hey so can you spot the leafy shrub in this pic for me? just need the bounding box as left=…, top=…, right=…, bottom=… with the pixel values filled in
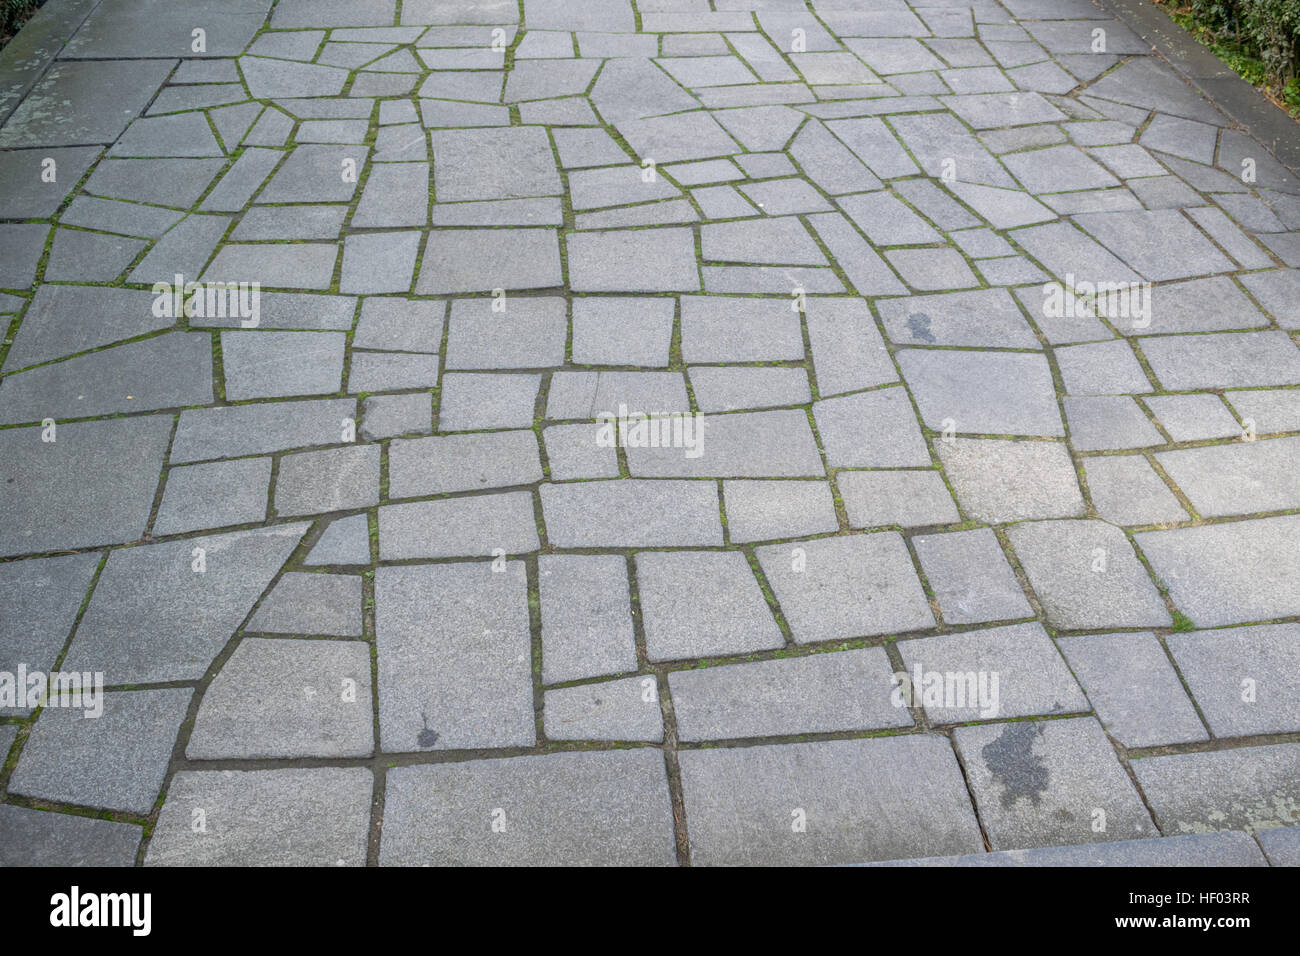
left=1184, top=0, right=1300, bottom=83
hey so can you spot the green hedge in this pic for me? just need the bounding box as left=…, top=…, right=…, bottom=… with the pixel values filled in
left=2, top=0, right=46, bottom=47
left=1185, top=0, right=1300, bottom=83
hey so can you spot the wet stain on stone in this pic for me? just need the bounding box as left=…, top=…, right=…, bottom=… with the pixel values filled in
left=982, top=721, right=1049, bottom=809
left=907, top=311, right=935, bottom=343
left=417, top=709, right=439, bottom=748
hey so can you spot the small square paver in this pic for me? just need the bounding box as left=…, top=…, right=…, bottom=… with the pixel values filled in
left=912, top=528, right=1034, bottom=625
left=1143, top=394, right=1241, bottom=442
left=339, top=231, right=421, bottom=294
left=955, top=716, right=1156, bottom=849
left=543, top=423, right=619, bottom=479
left=635, top=551, right=783, bottom=661
left=155, top=458, right=271, bottom=535
left=1082, top=454, right=1189, bottom=526
left=1057, top=632, right=1208, bottom=748
left=187, top=637, right=374, bottom=758
left=1056, top=339, right=1153, bottom=395
left=361, top=392, right=433, bottom=440
left=571, top=297, right=674, bottom=366
left=813, top=388, right=932, bottom=467
left=445, top=296, right=566, bottom=369
left=756, top=533, right=934, bottom=643
left=274, top=445, right=380, bottom=516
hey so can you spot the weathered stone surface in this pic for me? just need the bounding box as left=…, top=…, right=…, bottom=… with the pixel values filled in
left=1167, top=624, right=1300, bottom=737
left=381, top=750, right=676, bottom=866
left=375, top=562, right=534, bottom=751
left=679, top=737, right=984, bottom=865
left=0, top=806, right=141, bottom=867
left=1133, top=744, right=1300, bottom=834
left=539, top=554, right=637, bottom=684
left=146, top=768, right=372, bottom=866
left=543, top=677, right=664, bottom=742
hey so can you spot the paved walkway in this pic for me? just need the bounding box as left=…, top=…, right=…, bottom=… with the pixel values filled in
left=1, top=0, right=1299, bottom=867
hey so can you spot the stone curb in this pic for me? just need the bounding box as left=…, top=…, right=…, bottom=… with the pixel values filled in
left=0, top=0, right=102, bottom=128
left=1097, top=0, right=1300, bottom=175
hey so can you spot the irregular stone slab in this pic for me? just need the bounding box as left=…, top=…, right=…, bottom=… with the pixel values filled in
left=247, top=573, right=362, bottom=637
left=672, top=647, right=909, bottom=741
left=1007, top=519, right=1170, bottom=628
left=382, top=750, right=674, bottom=865
left=438, top=372, right=539, bottom=430
left=839, top=470, right=958, bottom=529
left=0, top=147, right=101, bottom=217
left=0, top=803, right=141, bottom=866
left=1157, top=437, right=1300, bottom=518
left=154, top=458, right=271, bottom=536
left=937, top=439, right=1085, bottom=524
left=680, top=737, right=983, bottom=865
left=0, top=415, right=171, bottom=557
left=890, top=112, right=1016, bottom=187
left=1074, top=209, right=1234, bottom=281
left=375, top=562, right=534, bottom=751
left=1141, top=331, right=1300, bottom=391
left=1133, top=744, right=1300, bottom=835
left=572, top=297, right=674, bottom=366
left=257, top=145, right=368, bottom=203
left=544, top=423, right=618, bottom=479
left=42, top=228, right=143, bottom=283
left=239, top=56, right=348, bottom=98
left=878, top=289, right=1039, bottom=349
left=1136, top=516, right=1300, bottom=627
left=722, top=480, right=838, bottom=544
left=541, top=480, right=722, bottom=547
left=339, top=231, right=420, bottom=294
left=1083, top=455, right=1189, bottom=527
left=431, top=127, right=560, bottom=201
left=900, top=349, right=1063, bottom=437
left=417, top=228, right=561, bottom=293
left=379, top=492, right=538, bottom=559
left=0, top=332, right=212, bottom=425
left=804, top=296, right=897, bottom=394
left=544, top=677, right=663, bottom=742
left=274, top=445, right=379, bottom=517
left=304, top=514, right=371, bottom=566
left=636, top=551, right=783, bottom=661
left=568, top=227, right=700, bottom=292
left=757, top=533, right=934, bottom=643
left=1086, top=58, right=1226, bottom=125
left=1257, top=826, right=1300, bottom=866
left=444, top=296, right=565, bottom=369
left=221, top=331, right=345, bottom=400
left=813, top=388, right=931, bottom=467
left=0, top=222, right=46, bottom=289
left=701, top=217, right=826, bottom=265
left=10, top=689, right=191, bottom=814
left=63, top=524, right=307, bottom=684
left=188, top=638, right=373, bottom=759
left=955, top=717, right=1155, bottom=850
left=592, top=58, right=701, bottom=123
left=912, top=528, right=1033, bottom=625
left=679, top=295, right=803, bottom=362
left=869, top=830, right=1266, bottom=867
left=109, top=112, right=224, bottom=157
left=0, top=59, right=175, bottom=147
left=539, top=554, right=637, bottom=684
left=146, top=768, right=372, bottom=866
left=626, top=409, right=823, bottom=478
left=690, top=366, right=810, bottom=412
left=0, top=553, right=102, bottom=716
left=389, top=431, right=541, bottom=498
left=171, top=399, right=357, bottom=463
left=64, top=0, right=269, bottom=58
left=1167, top=624, right=1300, bottom=737
left=899, top=622, right=1087, bottom=723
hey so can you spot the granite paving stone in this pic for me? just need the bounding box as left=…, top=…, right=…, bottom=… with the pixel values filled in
left=187, top=637, right=373, bottom=758
left=954, top=717, right=1156, bottom=850
left=10, top=689, right=193, bottom=815
left=7, top=0, right=1300, bottom=868
left=146, top=768, right=372, bottom=866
